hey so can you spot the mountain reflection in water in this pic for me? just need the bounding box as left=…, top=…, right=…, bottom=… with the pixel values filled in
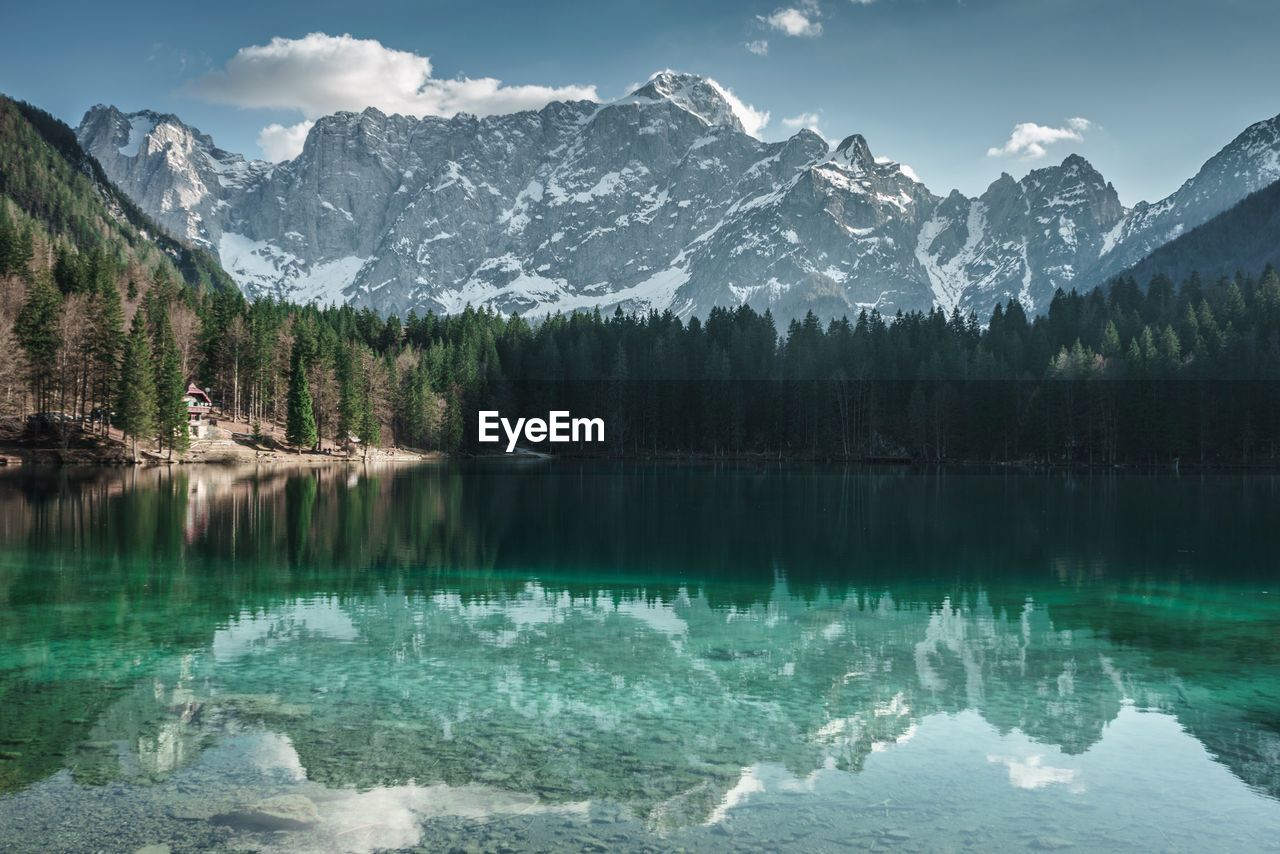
left=0, top=463, right=1277, bottom=852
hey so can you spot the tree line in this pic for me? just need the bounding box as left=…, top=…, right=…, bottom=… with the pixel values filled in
left=5, top=187, right=1280, bottom=465
left=5, top=90, right=1279, bottom=465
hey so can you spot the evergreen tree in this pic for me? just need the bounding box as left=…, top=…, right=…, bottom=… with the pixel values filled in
left=285, top=338, right=318, bottom=452
left=0, top=203, right=16, bottom=275
left=336, top=341, right=360, bottom=444
left=357, top=387, right=380, bottom=460
left=1101, top=320, right=1121, bottom=358
left=15, top=270, right=61, bottom=415
left=117, top=312, right=157, bottom=460
left=442, top=385, right=465, bottom=452
left=153, top=311, right=190, bottom=458
left=396, top=355, right=428, bottom=449
left=88, top=263, right=125, bottom=431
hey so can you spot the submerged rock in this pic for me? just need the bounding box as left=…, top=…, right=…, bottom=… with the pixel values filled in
left=214, top=794, right=320, bottom=831
left=210, top=693, right=312, bottom=719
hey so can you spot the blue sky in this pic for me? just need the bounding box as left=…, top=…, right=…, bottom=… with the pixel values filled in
left=3, top=0, right=1277, bottom=205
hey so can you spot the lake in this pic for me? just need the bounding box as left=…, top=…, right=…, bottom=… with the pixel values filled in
left=0, top=463, right=1278, bottom=852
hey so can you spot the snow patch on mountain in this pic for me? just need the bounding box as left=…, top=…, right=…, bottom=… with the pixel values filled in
left=119, top=115, right=156, bottom=157
left=916, top=202, right=987, bottom=313
left=630, top=70, right=768, bottom=138
left=219, top=233, right=365, bottom=305
left=76, top=87, right=1280, bottom=323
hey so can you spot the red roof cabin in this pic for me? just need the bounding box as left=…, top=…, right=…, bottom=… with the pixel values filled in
left=184, top=384, right=212, bottom=418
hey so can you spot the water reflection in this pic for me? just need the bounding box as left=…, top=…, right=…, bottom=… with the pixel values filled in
left=0, top=464, right=1278, bottom=851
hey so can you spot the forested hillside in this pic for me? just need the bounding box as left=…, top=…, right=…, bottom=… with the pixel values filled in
left=0, top=97, right=233, bottom=293
left=0, top=95, right=232, bottom=451
left=2, top=94, right=1279, bottom=466
left=1121, top=179, right=1280, bottom=287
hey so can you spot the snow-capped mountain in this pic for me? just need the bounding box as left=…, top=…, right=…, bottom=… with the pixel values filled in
left=76, top=106, right=273, bottom=251
left=1092, top=114, right=1280, bottom=280
left=916, top=155, right=1125, bottom=315
left=77, top=72, right=1280, bottom=322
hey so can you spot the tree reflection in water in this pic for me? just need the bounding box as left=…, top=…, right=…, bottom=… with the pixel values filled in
left=0, top=463, right=1277, bottom=851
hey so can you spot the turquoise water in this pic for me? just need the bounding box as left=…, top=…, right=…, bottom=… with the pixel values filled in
left=0, top=463, right=1278, bottom=852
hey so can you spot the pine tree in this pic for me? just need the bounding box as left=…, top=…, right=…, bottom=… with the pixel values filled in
left=1101, top=320, right=1121, bottom=358
left=357, top=388, right=380, bottom=460
left=1158, top=324, right=1182, bottom=372
left=396, top=355, right=427, bottom=449
left=117, top=312, right=157, bottom=460
left=442, top=385, right=465, bottom=452
left=285, top=338, right=318, bottom=452
left=355, top=350, right=382, bottom=459
left=15, top=270, right=61, bottom=415
left=336, top=342, right=360, bottom=444
left=0, top=203, right=15, bottom=276
left=153, top=312, right=189, bottom=458
left=89, top=274, right=124, bottom=435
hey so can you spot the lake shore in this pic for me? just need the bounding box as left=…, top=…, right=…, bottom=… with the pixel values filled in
left=6, top=439, right=1277, bottom=471
left=0, top=418, right=439, bottom=467
left=3, top=419, right=1275, bottom=471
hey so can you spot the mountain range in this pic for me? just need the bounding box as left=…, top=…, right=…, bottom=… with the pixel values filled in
left=76, top=72, right=1280, bottom=322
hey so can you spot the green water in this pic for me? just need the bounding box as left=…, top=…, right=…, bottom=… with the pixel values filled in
left=0, top=464, right=1278, bottom=853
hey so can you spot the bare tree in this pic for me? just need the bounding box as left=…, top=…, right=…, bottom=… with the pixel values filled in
left=169, top=302, right=201, bottom=380
left=0, top=311, right=25, bottom=419
left=54, top=294, right=91, bottom=424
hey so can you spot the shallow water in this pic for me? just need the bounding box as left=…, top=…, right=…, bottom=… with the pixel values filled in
left=0, top=463, right=1278, bottom=852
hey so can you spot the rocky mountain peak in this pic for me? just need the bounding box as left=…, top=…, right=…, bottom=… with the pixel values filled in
left=830, top=134, right=875, bottom=173
left=1021, top=155, right=1118, bottom=211
left=1038, top=153, right=1106, bottom=186
left=1186, top=111, right=1280, bottom=195
left=76, top=90, right=1280, bottom=326
left=629, top=71, right=746, bottom=134
left=779, top=127, right=832, bottom=164
left=1091, top=109, right=1280, bottom=278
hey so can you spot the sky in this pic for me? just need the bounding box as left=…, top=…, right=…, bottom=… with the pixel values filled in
left=3, top=0, right=1278, bottom=206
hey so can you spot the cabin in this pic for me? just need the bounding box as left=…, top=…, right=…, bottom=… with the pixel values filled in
left=183, top=383, right=215, bottom=438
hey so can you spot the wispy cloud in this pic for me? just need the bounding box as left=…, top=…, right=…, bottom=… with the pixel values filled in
left=192, top=33, right=599, bottom=160
left=987, top=117, right=1092, bottom=160
left=782, top=111, right=823, bottom=135
left=704, top=77, right=771, bottom=138
left=745, top=39, right=770, bottom=56
left=759, top=4, right=824, bottom=38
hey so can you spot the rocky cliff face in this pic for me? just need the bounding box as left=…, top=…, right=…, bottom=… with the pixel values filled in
left=77, top=73, right=1280, bottom=322
left=917, top=155, right=1126, bottom=315
left=76, top=105, right=272, bottom=246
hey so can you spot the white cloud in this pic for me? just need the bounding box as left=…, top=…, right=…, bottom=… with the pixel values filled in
left=704, top=78, right=771, bottom=138
left=782, top=111, right=823, bottom=134
left=897, top=162, right=923, bottom=183
left=257, top=120, right=315, bottom=161
left=746, top=39, right=770, bottom=56
left=987, top=754, right=1084, bottom=793
left=987, top=117, right=1093, bottom=160
left=193, top=33, right=599, bottom=159
left=760, top=7, right=824, bottom=37
left=849, top=0, right=877, bottom=5
left=634, top=70, right=770, bottom=138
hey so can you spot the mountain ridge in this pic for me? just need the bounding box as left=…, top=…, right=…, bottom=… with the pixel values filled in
left=1, top=95, right=235, bottom=293
left=1117, top=179, right=1280, bottom=286
left=75, top=73, right=1280, bottom=322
